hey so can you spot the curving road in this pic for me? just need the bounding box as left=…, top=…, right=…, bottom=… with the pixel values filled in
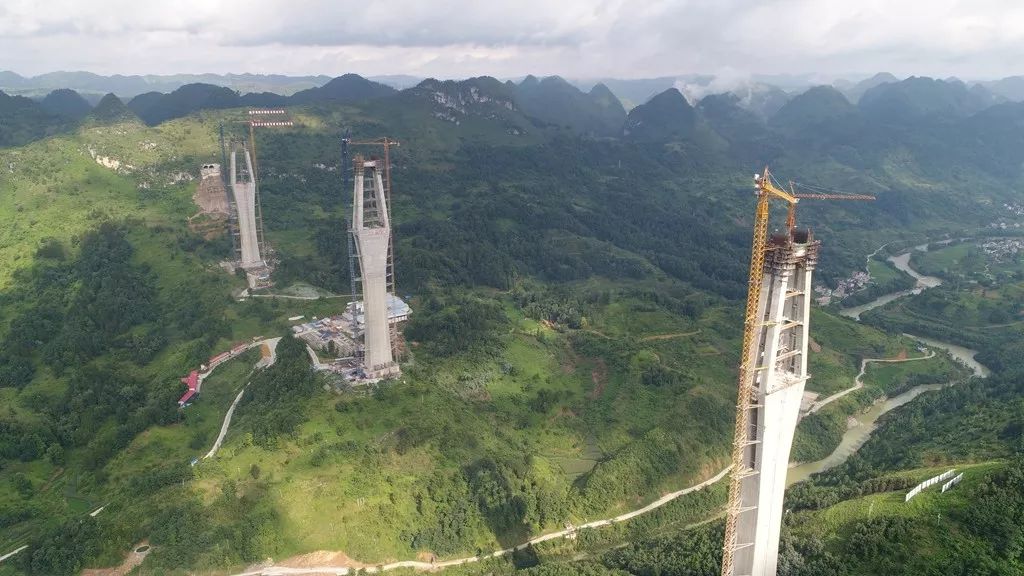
left=806, top=350, right=936, bottom=415
left=204, top=337, right=281, bottom=459
left=231, top=467, right=732, bottom=576
left=204, top=387, right=249, bottom=459
left=0, top=545, right=27, bottom=563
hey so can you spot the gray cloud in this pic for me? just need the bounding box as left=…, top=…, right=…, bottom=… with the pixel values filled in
left=2, top=0, right=1023, bottom=80
left=219, top=1, right=603, bottom=47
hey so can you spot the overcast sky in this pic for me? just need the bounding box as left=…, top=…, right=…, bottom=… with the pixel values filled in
left=2, top=0, right=1022, bottom=80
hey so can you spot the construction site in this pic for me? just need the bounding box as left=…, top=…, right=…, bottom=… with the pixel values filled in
left=176, top=117, right=923, bottom=573
left=292, top=142, right=408, bottom=383
left=183, top=112, right=408, bottom=394
left=292, top=294, right=411, bottom=380
left=185, top=107, right=877, bottom=568
left=285, top=137, right=408, bottom=383
left=214, top=109, right=295, bottom=289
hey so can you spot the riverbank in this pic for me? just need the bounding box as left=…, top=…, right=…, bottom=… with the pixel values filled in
left=804, top=349, right=937, bottom=415
left=789, top=242, right=990, bottom=485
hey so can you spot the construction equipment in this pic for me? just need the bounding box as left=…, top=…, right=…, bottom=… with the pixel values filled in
left=785, top=184, right=876, bottom=233
left=341, top=133, right=359, bottom=331
left=720, top=167, right=874, bottom=576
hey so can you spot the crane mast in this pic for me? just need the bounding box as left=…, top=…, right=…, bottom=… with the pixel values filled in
left=720, top=168, right=874, bottom=576
left=720, top=168, right=797, bottom=576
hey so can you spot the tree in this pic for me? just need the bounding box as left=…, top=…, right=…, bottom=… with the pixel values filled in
left=12, top=474, right=32, bottom=498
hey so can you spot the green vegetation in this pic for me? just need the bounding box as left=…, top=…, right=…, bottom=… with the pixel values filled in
left=864, top=245, right=1024, bottom=346
left=860, top=353, right=964, bottom=395
left=0, top=92, right=68, bottom=148
left=913, top=238, right=1024, bottom=286
left=0, top=74, right=1022, bottom=574
left=793, top=340, right=969, bottom=464
left=453, top=310, right=1024, bottom=576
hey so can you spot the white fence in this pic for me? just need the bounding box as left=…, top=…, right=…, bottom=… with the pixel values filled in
left=905, top=469, right=956, bottom=502
left=941, top=472, right=964, bottom=493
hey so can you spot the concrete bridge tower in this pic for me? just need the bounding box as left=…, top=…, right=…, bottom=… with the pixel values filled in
left=728, top=229, right=819, bottom=576
left=230, top=146, right=264, bottom=269
left=352, top=155, right=400, bottom=379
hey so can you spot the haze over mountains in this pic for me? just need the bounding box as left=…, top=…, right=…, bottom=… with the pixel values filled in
left=4, top=69, right=1024, bottom=153
left=6, top=69, right=1024, bottom=108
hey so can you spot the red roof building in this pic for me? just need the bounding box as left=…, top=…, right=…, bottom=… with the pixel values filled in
left=178, top=370, right=200, bottom=406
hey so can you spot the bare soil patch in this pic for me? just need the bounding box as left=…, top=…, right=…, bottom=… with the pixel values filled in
left=278, top=550, right=368, bottom=569
left=640, top=330, right=700, bottom=342
left=588, top=359, right=608, bottom=399
left=192, top=173, right=230, bottom=217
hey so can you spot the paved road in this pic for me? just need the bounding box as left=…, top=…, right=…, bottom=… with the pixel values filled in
left=246, top=292, right=347, bottom=301
left=205, top=338, right=281, bottom=459
left=806, top=350, right=936, bottom=415
left=205, top=387, right=249, bottom=459
left=640, top=330, right=701, bottom=342
left=0, top=545, right=27, bottom=563
left=304, top=344, right=331, bottom=370
left=231, top=466, right=732, bottom=576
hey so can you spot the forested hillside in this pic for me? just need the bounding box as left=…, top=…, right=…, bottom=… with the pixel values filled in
left=0, top=72, right=1022, bottom=574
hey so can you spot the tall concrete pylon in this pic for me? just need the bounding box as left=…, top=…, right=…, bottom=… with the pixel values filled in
left=352, top=156, right=400, bottom=379
left=730, top=230, right=818, bottom=576
left=230, top=147, right=263, bottom=268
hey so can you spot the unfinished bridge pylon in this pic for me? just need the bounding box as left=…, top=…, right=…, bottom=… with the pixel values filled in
left=728, top=229, right=818, bottom=576
left=230, top=146, right=264, bottom=269
left=720, top=168, right=873, bottom=576
left=352, top=155, right=400, bottom=380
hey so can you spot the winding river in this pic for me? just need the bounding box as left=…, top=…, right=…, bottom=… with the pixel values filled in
left=787, top=242, right=990, bottom=485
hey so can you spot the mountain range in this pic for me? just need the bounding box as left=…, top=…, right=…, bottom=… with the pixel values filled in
left=8, top=69, right=1024, bottom=109
left=3, top=71, right=1020, bottom=139
left=2, top=62, right=1024, bottom=576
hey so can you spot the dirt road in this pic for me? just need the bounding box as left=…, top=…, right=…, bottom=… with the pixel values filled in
left=806, top=350, right=936, bottom=415
left=231, top=467, right=731, bottom=576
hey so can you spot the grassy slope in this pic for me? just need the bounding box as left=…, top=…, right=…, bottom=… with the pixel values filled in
left=0, top=115, right=222, bottom=288
left=188, top=295, right=946, bottom=565
left=867, top=257, right=905, bottom=285
left=788, top=461, right=1010, bottom=574
left=0, top=105, right=969, bottom=572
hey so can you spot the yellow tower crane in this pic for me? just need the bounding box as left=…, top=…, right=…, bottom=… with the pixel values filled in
left=720, top=167, right=874, bottom=576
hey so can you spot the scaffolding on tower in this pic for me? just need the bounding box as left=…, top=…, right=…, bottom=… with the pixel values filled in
left=720, top=168, right=874, bottom=576
left=342, top=135, right=403, bottom=359
left=219, top=108, right=294, bottom=288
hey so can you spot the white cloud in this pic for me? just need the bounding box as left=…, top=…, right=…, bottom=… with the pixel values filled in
left=1, top=0, right=1023, bottom=80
